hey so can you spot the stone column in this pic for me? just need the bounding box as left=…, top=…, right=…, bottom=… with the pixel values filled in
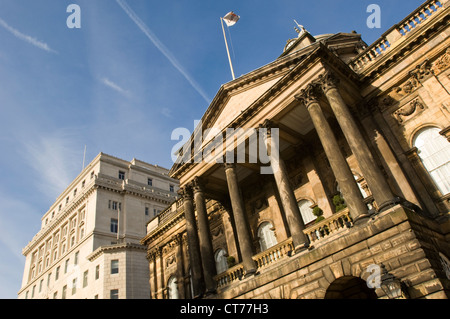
left=317, top=71, right=396, bottom=212
left=359, top=101, right=421, bottom=208
left=260, top=120, right=309, bottom=252
left=295, top=84, right=369, bottom=224
left=179, top=186, right=205, bottom=297
left=148, top=250, right=157, bottom=299
left=192, top=177, right=217, bottom=294
left=175, top=234, right=186, bottom=299
left=223, top=162, right=257, bottom=275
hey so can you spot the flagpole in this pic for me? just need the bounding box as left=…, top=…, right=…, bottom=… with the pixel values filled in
left=221, top=17, right=236, bottom=80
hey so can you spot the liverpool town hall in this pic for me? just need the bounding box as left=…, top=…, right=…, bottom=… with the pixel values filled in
left=141, top=0, right=450, bottom=300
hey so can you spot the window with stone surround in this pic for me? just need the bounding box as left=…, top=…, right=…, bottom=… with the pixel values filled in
left=257, top=222, right=277, bottom=251
left=414, top=127, right=450, bottom=195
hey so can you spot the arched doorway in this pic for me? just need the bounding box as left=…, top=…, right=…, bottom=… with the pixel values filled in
left=325, top=276, right=378, bottom=299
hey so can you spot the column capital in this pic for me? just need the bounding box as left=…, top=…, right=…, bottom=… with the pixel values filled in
left=316, top=70, right=340, bottom=94
left=178, top=186, right=193, bottom=200
left=259, top=119, right=276, bottom=138
left=223, top=161, right=236, bottom=170
left=295, top=83, right=321, bottom=108
left=192, top=176, right=205, bottom=194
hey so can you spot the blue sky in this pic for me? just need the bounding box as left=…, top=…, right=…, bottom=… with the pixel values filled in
left=0, top=0, right=425, bottom=298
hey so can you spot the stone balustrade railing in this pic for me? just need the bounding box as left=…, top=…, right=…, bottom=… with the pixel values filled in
left=215, top=238, right=294, bottom=288
left=350, top=0, right=447, bottom=72
left=253, top=238, right=294, bottom=269
left=303, top=208, right=353, bottom=244
left=215, top=263, right=245, bottom=288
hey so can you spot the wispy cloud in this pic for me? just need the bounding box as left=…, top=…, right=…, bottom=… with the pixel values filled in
left=101, top=77, right=131, bottom=97
left=0, top=17, right=57, bottom=54
left=160, top=107, right=173, bottom=118
left=115, top=0, right=211, bottom=104
left=21, top=130, right=82, bottom=200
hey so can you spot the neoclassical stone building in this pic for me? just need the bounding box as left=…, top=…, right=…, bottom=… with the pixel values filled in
left=18, top=153, right=179, bottom=299
left=141, top=0, right=450, bottom=299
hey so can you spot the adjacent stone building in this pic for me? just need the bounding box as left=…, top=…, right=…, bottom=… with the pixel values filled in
left=18, top=153, right=179, bottom=299
left=141, top=0, right=450, bottom=299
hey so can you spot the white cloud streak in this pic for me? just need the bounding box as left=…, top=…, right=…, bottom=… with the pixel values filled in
left=21, top=131, right=82, bottom=200
left=115, top=0, right=211, bottom=104
left=101, top=77, right=130, bottom=97
left=0, top=17, right=57, bottom=54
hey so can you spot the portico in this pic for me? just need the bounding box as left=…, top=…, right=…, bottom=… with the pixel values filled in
left=142, top=1, right=450, bottom=299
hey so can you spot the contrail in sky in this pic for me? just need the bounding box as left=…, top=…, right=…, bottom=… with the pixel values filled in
left=0, top=17, right=57, bottom=53
left=116, top=0, right=211, bottom=104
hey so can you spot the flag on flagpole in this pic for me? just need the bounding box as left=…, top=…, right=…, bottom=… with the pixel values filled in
left=223, top=11, right=240, bottom=27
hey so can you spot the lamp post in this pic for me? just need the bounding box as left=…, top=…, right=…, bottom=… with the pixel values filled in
left=380, top=264, right=406, bottom=299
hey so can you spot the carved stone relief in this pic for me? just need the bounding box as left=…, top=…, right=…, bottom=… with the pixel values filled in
left=393, top=97, right=426, bottom=124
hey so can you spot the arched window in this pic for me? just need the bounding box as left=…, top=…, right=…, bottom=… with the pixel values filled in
left=167, top=276, right=179, bottom=299
left=258, top=222, right=277, bottom=251
left=413, top=127, right=450, bottom=195
left=215, top=249, right=228, bottom=274
left=298, top=200, right=316, bottom=225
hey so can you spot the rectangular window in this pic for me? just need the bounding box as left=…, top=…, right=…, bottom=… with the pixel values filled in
left=64, top=259, right=69, bottom=273
left=110, top=289, right=119, bottom=299
left=95, top=265, right=100, bottom=280
left=83, top=270, right=88, bottom=288
left=39, top=279, right=43, bottom=293
left=118, top=171, right=125, bottom=180
left=111, top=260, right=119, bottom=274
left=47, top=273, right=51, bottom=287
left=147, top=178, right=152, bottom=186
left=72, top=278, right=77, bottom=295
left=145, top=207, right=149, bottom=216
left=62, top=285, right=67, bottom=299
left=169, top=185, right=174, bottom=192
left=55, top=266, right=60, bottom=280
left=74, top=251, right=79, bottom=265
left=110, top=219, right=118, bottom=233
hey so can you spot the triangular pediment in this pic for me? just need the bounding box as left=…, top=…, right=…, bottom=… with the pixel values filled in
left=202, top=75, right=283, bottom=145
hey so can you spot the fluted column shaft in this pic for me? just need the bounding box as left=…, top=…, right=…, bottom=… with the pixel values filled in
left=192, top=177, right=217, bottom=294
left=179, top=186, right=204, bottom=297
left=317, top=72, right=396, bottom=211
left=296, top=85, right=369, bottom=223
left=224, top=162, right=257, bottom=275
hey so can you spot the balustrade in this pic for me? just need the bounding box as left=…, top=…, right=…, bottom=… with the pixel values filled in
left=350, top=0, right=447, bottom=72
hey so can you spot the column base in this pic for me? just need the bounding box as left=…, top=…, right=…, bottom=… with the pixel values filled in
left=353, top=213, right=371, bottom=226
left=205, top=288, right=217, bottom=296
left=293, top=242, right=310, bottom=255
left=377, top=197, right=402, bottom=213
left=244, top=268, right=257, bottom=278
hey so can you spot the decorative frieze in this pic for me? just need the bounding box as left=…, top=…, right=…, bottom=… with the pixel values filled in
left=432, top=47, right=450, bottom=75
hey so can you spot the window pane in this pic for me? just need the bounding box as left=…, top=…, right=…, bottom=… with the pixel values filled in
left=298, top=200, right=316, bottom=224
left=414, top=127, right=450, bottom=195
left=111, top=260, right=119, bottom=274
left=258, top=222, right=277, bottom=251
